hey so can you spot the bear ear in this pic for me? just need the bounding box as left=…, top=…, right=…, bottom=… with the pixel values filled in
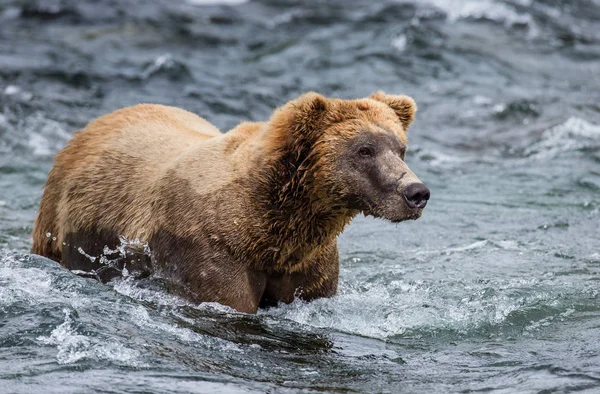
left=268, top=92, right=330, bottom=151
left=273, top=91, right=329, bottom=142
left=289, top=92, right=328, bottom=132
left=369, top=91, right=417, bottom=131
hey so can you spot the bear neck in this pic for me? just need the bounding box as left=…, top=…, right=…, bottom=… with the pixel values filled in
left=251, top=141, right=357, bottom=273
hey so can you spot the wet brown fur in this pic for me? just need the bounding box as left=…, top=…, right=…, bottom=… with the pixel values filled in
left=32, top=92, right=417, bottom=313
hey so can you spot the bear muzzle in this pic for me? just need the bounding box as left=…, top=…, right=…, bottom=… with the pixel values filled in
left=402, top=182, right=430, bottom=209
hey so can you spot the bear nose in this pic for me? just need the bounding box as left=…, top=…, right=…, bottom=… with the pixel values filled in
left=403, top=183, right=430, bottom=209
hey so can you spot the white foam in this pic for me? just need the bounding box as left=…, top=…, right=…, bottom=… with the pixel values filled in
left=4, top=85, right=20, bottom=95
left=37, top=309, right=141, bottom=365
left=490, top=240, right=521, bottom=250
left=262, top=279, right=438, bottom=338
left=0, top=256, right=53, bottom=306
left=0, top=253, right=97, bottom=312
left=186, top=0, right=248, bottom=5
left=262, top=259, right=574, bottom=340
left=422, top=0, right=532, bottom=26
left=473, top=95, right=493, bottom=106
left=142, top=53, right=175, bottom=79
left=112, top=277, right=188, bottom=307
left=416, top=240, right=489, bottom=256
left=391, top=34, right=408, bottom=52
left=130, top=305, right=243, bottom=352
left=525, top=117, right=600, bottom=159
left=264, top=9, right=306, bottom=28
left=22, top=112, right=71, bottom=157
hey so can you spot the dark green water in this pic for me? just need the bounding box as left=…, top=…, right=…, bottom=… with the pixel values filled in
left=1, top=0, right=599, bottom=392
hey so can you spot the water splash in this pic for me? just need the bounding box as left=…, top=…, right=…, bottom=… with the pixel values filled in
left=525, top=117, right=600, bottom=159
left=37, top=309, right=141, bottom=365
left=71, top=235, right=154, bottom=278
left=422, top=0, right=533, bottom=26
left=186, top=0, right=248, bottom=5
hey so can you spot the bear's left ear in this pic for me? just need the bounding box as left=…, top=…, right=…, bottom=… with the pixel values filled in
left=369, top=91, right=417, bottom=131
left=288, top=92, right=329, bottom=137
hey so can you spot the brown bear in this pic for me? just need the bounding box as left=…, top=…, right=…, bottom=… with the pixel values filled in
left=32, top=92, right=430, bottom=313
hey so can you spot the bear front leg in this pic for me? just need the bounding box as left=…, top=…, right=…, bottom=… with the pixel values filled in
left=166, top=264, right=269, bottom=314
left=260, top=242, right=340, bottom=307
left=150, top=230, right=269, bottom=313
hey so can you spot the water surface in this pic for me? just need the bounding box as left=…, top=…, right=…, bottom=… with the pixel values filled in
left=1, top=0, right=599, bottom=392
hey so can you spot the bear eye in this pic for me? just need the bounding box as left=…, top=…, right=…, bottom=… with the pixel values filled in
left=357, top=146, right=374, bottom=157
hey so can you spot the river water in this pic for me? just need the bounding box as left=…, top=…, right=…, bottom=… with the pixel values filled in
left=1, top=0, right=599, bottom=392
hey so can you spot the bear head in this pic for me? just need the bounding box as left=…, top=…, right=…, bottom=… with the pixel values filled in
left=267, top=91, right=430, bottom=223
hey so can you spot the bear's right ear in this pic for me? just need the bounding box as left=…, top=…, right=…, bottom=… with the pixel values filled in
left=370, top=91, right=417, bottom=131
left=287, top=92, right=329, bottom=137
left=270, top=92, right=329, bottom=145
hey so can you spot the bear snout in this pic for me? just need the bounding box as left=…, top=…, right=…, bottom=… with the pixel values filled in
left=403, top=182, right=430, bottom=209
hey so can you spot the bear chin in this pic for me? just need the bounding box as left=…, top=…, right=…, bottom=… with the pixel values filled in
left=365, top=208, right=423, bottom=223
